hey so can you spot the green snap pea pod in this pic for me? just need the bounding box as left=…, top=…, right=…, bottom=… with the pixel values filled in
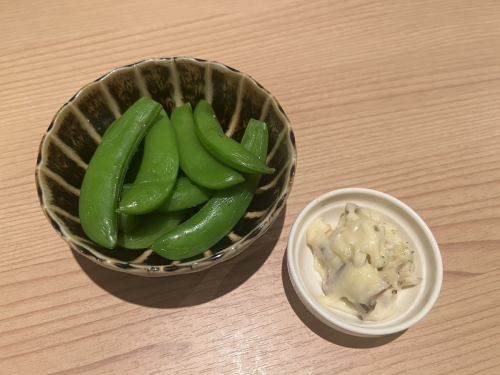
left=152, top=119, right=269, bottom=260
left=118, top=109, right=179, bottom=214
left=117, top=210, right=186, bottom=250
left=194, top=100, right=274, bottom=175
left=158, top=176, right=213, bottom=212
left=171, top=103, right=244, bottom=189
left=79, top=97, right=162, bottom=248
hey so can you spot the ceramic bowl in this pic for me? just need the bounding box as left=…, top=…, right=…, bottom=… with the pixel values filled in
left=287, top=188, right=443, bottom=336
left=36, top=57, right=296, bottom=276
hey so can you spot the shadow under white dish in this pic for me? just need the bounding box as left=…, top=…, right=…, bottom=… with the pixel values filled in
left=287, top=188, right=443, bottom=337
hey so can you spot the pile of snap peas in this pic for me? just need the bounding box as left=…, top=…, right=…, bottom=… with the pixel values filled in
left=79, top=97, right=274, bottom=260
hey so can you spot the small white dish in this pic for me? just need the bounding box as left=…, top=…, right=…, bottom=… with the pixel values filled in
left=287, top=188, right=443, bottom=337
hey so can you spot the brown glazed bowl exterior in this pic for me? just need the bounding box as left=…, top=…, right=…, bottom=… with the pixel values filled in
left=36, top=57, right=296, bottom=276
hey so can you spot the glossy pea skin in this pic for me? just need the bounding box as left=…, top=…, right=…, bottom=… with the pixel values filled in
left=194, top=100, right=274, bottom=175
left=152, top=119, right=268, bottom=260
left=118, top=109, right=179, bottom=214
left=79, top=97, right=162, bottom=249
left=171, top=103, right=244, bottom=190
left=117, top=210, right=185, bottom=250
left=157, top=176, right=213, bottom=212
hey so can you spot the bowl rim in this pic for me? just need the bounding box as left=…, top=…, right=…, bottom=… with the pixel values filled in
left=287, top=188, right=443, bottom=336
left=35, top=57, right=297, bottom=276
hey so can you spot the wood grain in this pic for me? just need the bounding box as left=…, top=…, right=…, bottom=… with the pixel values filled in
left=1, top=0, right=500, bottom=373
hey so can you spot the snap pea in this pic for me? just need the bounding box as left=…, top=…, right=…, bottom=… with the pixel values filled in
left=119, top=109, right=179, bottom=214
left=171, top=103, right=244, bottom=189
left=194, top=100, right=274, bottom=175
left=158, top=176, right=213, bottom=212
left=152, top=119, right=269, bottom=260
left=117, top=210, right=185, bottom=250
left=79, top=97, right=162, bottom=248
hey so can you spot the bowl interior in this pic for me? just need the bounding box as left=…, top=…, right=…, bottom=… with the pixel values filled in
left=288, top=189, right=442, bottom=336
left=36, top=57, right=296, bottom=275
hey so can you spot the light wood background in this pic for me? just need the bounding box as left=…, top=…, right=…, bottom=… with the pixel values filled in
left=1, top=0, right=500, bottom=373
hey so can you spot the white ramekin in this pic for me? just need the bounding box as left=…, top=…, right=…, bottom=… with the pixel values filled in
left=287, top=188, right=443, bottom=337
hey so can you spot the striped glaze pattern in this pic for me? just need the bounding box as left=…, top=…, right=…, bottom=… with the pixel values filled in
left=35, top=57, right=296, bottom=276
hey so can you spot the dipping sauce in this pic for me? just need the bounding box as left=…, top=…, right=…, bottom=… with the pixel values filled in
left=306, top=203, right=419, bottom=321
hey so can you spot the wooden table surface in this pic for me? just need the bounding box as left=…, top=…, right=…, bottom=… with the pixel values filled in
left=2, top=0, right=500, bottom=374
